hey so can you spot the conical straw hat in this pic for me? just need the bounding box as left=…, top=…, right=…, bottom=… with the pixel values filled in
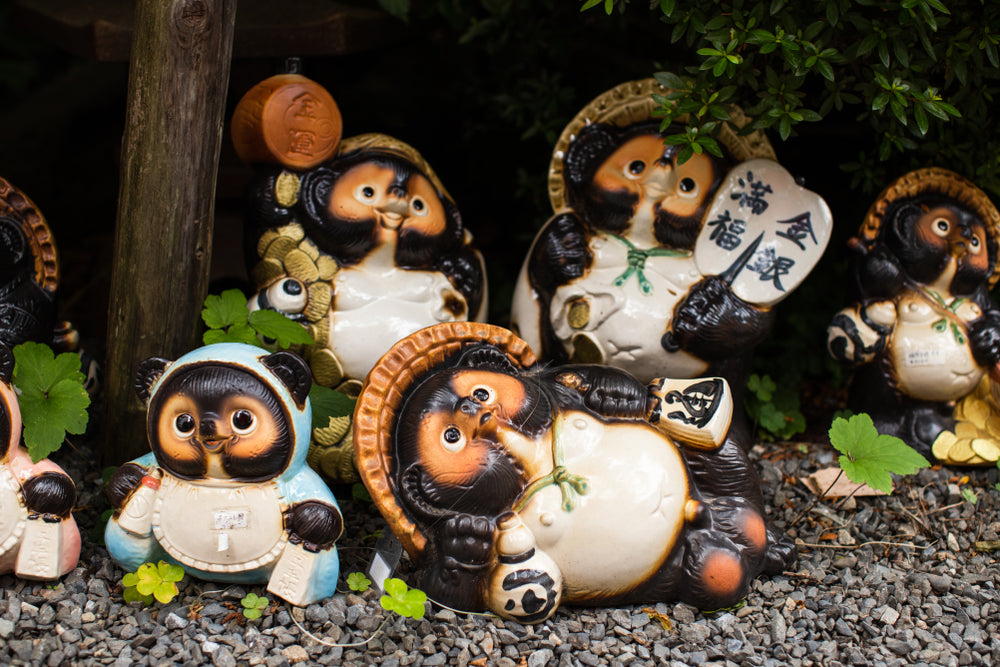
left=856, top=167, right=1000, bottom=286
left=548, top=78, right=775, bottom=211
left=353, top=322, right=537, bottom=557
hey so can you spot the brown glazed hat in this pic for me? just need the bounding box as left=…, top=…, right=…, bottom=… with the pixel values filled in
left=337, top=132, right=455, bottom=205
left=0, top=177, right=59, bottom=294
left=353, top=322, right=537, bottom=557
left=547, top=77, right=776, bottom=211
left=857, top=167, right=1000, bottom=286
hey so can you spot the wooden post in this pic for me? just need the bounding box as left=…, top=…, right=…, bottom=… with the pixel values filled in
left=104, top=0, right=237, bottom=463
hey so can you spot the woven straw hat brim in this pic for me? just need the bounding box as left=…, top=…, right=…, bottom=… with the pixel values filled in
left=353, top=322, right=537, bottom=558
left=547, top=78, right=776, bottom=211
left=857, top=167, right=1000, bottom=286
left=0, top=177, right=58, bottom=293
left=337, top=133, right=454, bottom=205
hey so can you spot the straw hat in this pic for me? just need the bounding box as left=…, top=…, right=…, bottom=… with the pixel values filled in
left=353, top=322, right=537, bottom=557
left=547, top=77, right=776, bottom=211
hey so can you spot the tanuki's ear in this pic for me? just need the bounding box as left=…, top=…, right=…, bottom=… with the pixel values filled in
left=262, top=350, right=311, bottom=408
left=134, top=357, right=171, bottom=404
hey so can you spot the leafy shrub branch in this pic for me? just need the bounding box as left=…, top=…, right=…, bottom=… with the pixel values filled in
left=580, top=0, right=1000, bottom=194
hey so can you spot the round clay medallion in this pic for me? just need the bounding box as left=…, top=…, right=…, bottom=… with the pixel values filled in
left=232, top=74, right=342, bottom=170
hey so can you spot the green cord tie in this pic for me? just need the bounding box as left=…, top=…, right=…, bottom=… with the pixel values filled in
left=924, top=288, right=968, bottom=344
left=606, top=233, right=690, bottom=295
left=517, top=466, right=590, bottom=513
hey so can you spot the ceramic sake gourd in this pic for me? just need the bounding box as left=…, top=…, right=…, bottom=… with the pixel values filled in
left=828, top=168, right=1000, bottom=466
left=232, top=73, right=488, bottom=482
left=353, top=322, right=796, bottom=624
left=0, top=345, right=81, bottom=581
left=104, top=344, right=343, bottom=606
left=509, top=78, right=832, bottom=452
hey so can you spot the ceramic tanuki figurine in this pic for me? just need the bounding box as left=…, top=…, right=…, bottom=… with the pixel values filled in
left=0, top=346, right=80, bottom=580
left=828, top=168, right=1000, bottom=466
left=234, top=74, right=487, bottom=390
left=354, top=322, right=796, bottom=623
left=0, top=177, right=69, bottom=350
left=104, top=344, right=343, bottom=606
left=510, top=79, right=831, bottom=404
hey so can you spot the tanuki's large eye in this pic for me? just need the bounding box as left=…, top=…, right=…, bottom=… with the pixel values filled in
left=355, top=184, right=378, bottom=203
left=410, top=196, right=428, bottom=216
left=174, top=414, right=196, bottom=438
left=265, top=278, right=307, bottom=313
left=231, top=409, right=256, bottom=435
left=933, top=217, right=950, bottom=236
left=969, top=234, right=983, bottom=253
left=441, top=426, right=466, bottom=452
left=625, top=160, right=647, bottom=179
left=678, top=177, right=698, bottom=196
left=470, top=385, right=495, bottom=405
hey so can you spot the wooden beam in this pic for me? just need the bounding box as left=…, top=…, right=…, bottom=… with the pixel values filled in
left=104, top=0, right=237, bottom=463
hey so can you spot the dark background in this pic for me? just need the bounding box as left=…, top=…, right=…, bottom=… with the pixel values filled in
left=1, top=2, right=885, bottom=428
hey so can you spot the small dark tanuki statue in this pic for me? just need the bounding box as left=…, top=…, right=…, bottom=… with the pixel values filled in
left=0, top=178, right=70, bottom=350
left=0, top=345, right=80, bottom=580
left=105, top=344, right=343, bottom=606
left=354, top=322, right=795, bottom=623
left=828, top=168, right=1000, bottom=466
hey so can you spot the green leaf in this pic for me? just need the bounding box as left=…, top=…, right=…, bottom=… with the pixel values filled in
left=308, top=384, right=357, bottom=429
left=961, top=487, right=978, bottom=504
left=13, top=342, right=91, bottom=462
left=654, top=71, right=687, bottom=89
left=352, top=483, right=373, bottom=503
left=243, top=607, right=262, bottom=620
left=379, top=578, right=427, bottom=619
left=829, top=414, right=930, bottom=494
left=248, top=309, right=314, bottom=347
left=158, top=561, right=185, bottom=583
left=153, top=582, right=179, bottom=604
left=122, top=572, right=139, bottom=588
left=123, top=586, right=154, bottom=605
left=347, top=572, right=372, bottom=592
left=204, top=323, right=260, bottom=347
left=202, top=289, right=250, bottom=330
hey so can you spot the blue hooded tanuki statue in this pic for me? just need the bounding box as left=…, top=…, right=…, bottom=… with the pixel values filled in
left=105, top=343, right=342, bottom=606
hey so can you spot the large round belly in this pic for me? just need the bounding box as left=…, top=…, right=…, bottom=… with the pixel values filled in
left=551, top=251, right=707, bottom=381
left=520, top=419, right=689, bottom=599
left=331, top=269, right=464, bottom=379
left=890, top=321, right=984, bottom=402
left=152, top=477, right=287, bottom=573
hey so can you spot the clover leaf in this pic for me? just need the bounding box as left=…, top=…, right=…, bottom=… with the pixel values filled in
left=379, top=577, right=427, bottom=619
left=829, top=414, right=930, bottom=495
left=347, top=572, right=371, bottom=592
left=13, top=342, right=90, bottom=462
left=123, top=561, right=184, bottom=605
left=241, top=592, right=269, bottom=619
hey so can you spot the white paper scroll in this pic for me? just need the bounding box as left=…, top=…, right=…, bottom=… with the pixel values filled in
left=695, top=158, right=833, bottom=307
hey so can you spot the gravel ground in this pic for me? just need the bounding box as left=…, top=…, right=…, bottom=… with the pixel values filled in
left=0, top=439, right=997, bottom=667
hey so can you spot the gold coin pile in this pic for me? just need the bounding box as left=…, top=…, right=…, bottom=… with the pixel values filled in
left=932, top=376, right=1000, bottom=465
